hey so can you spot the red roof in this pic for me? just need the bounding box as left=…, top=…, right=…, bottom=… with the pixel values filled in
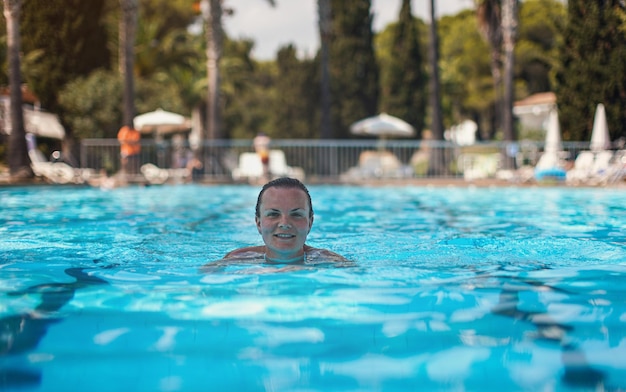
left=0, top=85, right=39, bottom=104
left=514, top=92, right=556, bottom=107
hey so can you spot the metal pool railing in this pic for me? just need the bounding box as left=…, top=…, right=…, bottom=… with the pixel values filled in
left=80, top=138, right=592, bottom=183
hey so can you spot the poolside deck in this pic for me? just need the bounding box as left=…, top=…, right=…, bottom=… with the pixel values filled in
left=3, top=165, right=624, bottom=189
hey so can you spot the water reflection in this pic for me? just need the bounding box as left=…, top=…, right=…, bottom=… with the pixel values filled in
left=1, top=264, right=625, bottom=390
left=0, top=268, right=108, bottom=389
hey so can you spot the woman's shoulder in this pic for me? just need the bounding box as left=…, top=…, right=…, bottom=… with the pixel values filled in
left=223, top=246, right=265, bottom=259
left=304, top=245, right=349, bottom=262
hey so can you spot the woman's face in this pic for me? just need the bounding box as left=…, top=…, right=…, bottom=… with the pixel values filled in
left=256, top=186, right=313, bottom=260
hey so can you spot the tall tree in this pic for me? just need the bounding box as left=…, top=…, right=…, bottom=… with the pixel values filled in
left=438, top=3, right=566, bottom=139
left=119, top=0, right=138, bottom=127
left=428, top=0, right=445, bottom=175
left=382, top=0, right=426, bottom=136
left=20, top=0, right=111, bottom=113
left=318, top=0, right=332, bottom=139
left=201, top=0, right=222, bottom=140
left=220, top=38, right=269, bottom=139
left=272, top=45, right=319, bottom=139
left=501, top=0, right=518, bottom=168
left=329, top=0, right=379, bottom=138
left=201, top=0, right=274, bottom=140
left=2, top=0, right=31, bottom=178
left=556, top=0, right=626, bottom=142
left=428, top=0, right=443, bottom=142
left=20, top=0, right=111, bottom=165
left=516, top=0, right=565, bottom=96
left=475, top=0, right=503, bottom=138
left=437, top=10, right=492, bottom=135
left=131, top=0, right=199, bottom=79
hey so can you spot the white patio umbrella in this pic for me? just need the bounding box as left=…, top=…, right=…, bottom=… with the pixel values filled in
left=350, top=113, right=415, bottom=138
left=544, top=108, right=562, bottom=154
left=133, top=108, right=190, bottom=134
left=535, top=108, right=563, bottom=171
left=590, top=103, right=611, bottom=152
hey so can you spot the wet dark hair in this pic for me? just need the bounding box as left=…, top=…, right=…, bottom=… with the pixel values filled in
left=255, top=177, right=313, bottom=218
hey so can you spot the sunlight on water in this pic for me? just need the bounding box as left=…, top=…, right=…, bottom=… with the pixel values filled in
left=1, top=184, right=626, bottom=391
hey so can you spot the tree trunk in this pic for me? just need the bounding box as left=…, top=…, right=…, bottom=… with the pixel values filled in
left=119, top=0, right=138, bottom=127
left=500, top=0, right=518, bottom=170
left=318, top=0, right=332, bottom=139
left=3, top=0, right=32, bottom=178
left=476, top=0, right=503, bottom=139
left=501, top=0, right=517, bottom=144
left=489, top=47, right=503, bottom=139
left=428, top=0, right=445, bottom=176
left=202, top=0, right=222, bottom=140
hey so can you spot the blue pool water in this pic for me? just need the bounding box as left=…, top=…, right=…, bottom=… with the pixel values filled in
left=1, top=184, right=626, bottom=391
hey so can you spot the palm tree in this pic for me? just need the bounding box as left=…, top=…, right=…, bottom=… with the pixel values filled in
left=201, top=0, right=275, bottom=141
left=476, top=0, right=518, bottom=168
left=318, top=0, right=331, bottom=139
left=2, top=0, right=32, bottom=178
left=475, top=0, right=503, bottom=137
left=119, top=0, right=138, bottom=127
left=501, top=0, right=518, bottom=169
left=201, top=0, right=222, bottom=140
left=428, top=0, right=445, bottom=175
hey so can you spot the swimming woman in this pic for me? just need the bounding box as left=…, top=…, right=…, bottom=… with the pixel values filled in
left=219, top=177, right=347, bottom=264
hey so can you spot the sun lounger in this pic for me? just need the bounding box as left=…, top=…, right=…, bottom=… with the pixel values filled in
left=588, top=150, right=625, bottom=186
left=341, top=150, right=413, bottom=180
left=458, top=153, right=501, bottom=181
left=566, top=151, right=595, bottom=185
left=26, top=134, right=90, bottom=184
left=605, top=150, right=626, bottom=184
left=29, top=148, right=76, bottom=184
left=140, top=163, right=170, bottom=184
left=231, top=150, right=304, bottom=182
left=592, top=151, right=613, bottom=175
left=566, top=150, right=616, bottom=185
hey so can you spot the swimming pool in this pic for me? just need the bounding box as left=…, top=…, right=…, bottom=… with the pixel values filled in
left=1, top=184, right=625, bottom=391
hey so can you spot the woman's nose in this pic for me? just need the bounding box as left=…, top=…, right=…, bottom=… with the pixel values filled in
left=278, top=217, right=291, bottom=228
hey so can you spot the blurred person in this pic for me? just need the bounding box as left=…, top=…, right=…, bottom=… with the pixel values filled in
left=117, top=125, right=141, bottom=176
left=253, top=132, right=271, bottom=180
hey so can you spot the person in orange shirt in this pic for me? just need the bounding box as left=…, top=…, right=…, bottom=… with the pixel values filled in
left=117, top=125, right=141, bottom=175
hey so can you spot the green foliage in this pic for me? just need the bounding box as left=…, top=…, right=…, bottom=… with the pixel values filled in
left=136, top=77, right=187, bottom=116
left=329, top=0, right=379, bottom=138
left=58, top=69, right=186, bottom=139
left=221, top=40, right=273, bottom=139
left=437, top=2, right=567, bottom=140
left=20, top=0, right=111, bottom=112
left=270, top=45, right=320, bottom=139
left=58, top=70, right=123, bottom=139
left=381, top=0, right=426, bottom=138
left=438, top=11, right=492, bottom=125
left=138, top=0, right=196, bottom=41
left=135, top=5, right=199, bottom=79
left=220, top=41, right=320, bottom=140
left=3, top=0, right=622, bottom=147
left=517, top=0, right=565, bottom=95
left=556, top=0, right=626, bottom=141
